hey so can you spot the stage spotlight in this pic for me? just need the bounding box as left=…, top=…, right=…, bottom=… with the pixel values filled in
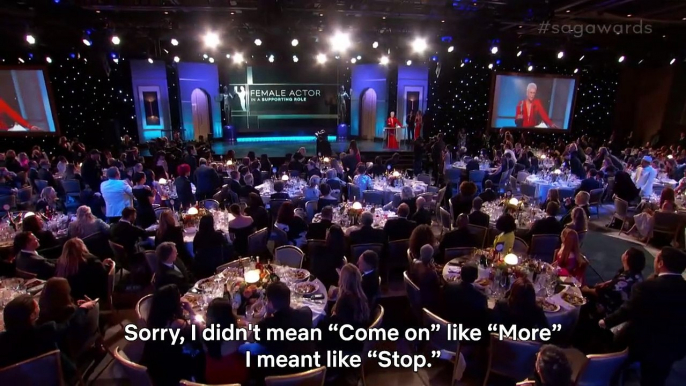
left=573, top=68, right=578, bottom=73
left=490, top=46, right=498, bottom=54
left=292, top=55, right=299, bottom=63
left=357, top=55, right=361, bottom=60
left=203, top=31, right=220, bottom=49
left=517, top=50, right=522, bottom=57
left=111, top=36, right=121, bottom=45
left=557, top=51, right=564, bottom=59
left=330, top=31, right=351, bottom=52
left=528, top=65, right=533, bottom=71
left=113, top=58, right=119, bottom=64
left=380, top=55, right=389, bottom=65
left=233, top=53, right=244, bottom=64
left=406, top=60, right=412, bottom=66
left=226, top=54, right=231, bottom=58
left=291, top=39, right=299, bottom=47
left=173, top=56, right=180, bottom=63
left=579, top=55, right=584, bottom=61
left=671, top=58, right=676, bottom=65
left=316, top=53, right=327, bottom=64
left=171, top=38, right=179, bottom=46
left=372, top=41, right=379, bottom=48
left=268, top=54, right=274, bottom=63
left=618, top=55, right=625, bottom=63
left=460, top=63, right=464, bottom=67
left=82, top=36, right=92, bottom=46
left=254, top=39, right=262, bottom=46
left=26, top=35, right=36, bottom=45
left=412, top=38, right=427, bottom=54
left=334, top=55, right=340, bottom=60
left=203, top=54, right=208, bottom=59
left=351, top=58, right=357, bottom=64
left=488, top=63, right=493, bottom=69
left=148, top=58, right=153, bottom=64
left=448, top=46, right=454, bottom=53
left=209, top=57, right=215, bottom=63
left=46, top=56, right=52, bottom=64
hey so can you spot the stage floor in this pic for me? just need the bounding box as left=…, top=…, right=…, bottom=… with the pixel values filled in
left=208, top=139, right=412, bottom=158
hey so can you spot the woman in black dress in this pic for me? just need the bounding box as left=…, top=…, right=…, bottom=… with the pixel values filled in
left=244, top=192, right=269, bottom=231
left=132, top=172, right=156, bottom=228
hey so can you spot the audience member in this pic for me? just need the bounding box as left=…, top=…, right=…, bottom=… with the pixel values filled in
left=349, top=211, right=385, bottom=246
left=131, top=172, right=156, bottom=228
left=528, top=202, right=563, bottom=241
left=468, top=196, right=490, bottom=228
left=493, top=278, right=548, bottom=331
left=109, top=207, right=149, bottom=257
left=410, top=244, right=441, bottom=312
left=479, top=180, right=498, bottom=203
left=408, top=224, right=437, bottom=261
left=154, top=242, right=194, bottom=294
left=13, top=231, right=54, bottom=279
left=202, top=299, right=248, bottom=384
left=517, top=345, right=572, bottom=386
left=493, top=213, right=517, bottom=253
left=100, top=167, right=133, bottom=222
left=306, top=205, right=333, bottom=240
left=383, top=203, right=417, bottom=241
left=442, top=264, right=488, bottom=338
left=412, top=196, right=432, bottom=226
left=357, top=250, right=380, bottom=308
left=55, top=238, right=112, bottom=300
left=22, top=214, right=58, bottom=249
left=155, top=211, right=192, bottom=266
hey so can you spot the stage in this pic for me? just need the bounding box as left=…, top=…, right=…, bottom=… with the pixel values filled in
left=207, top=139, right=414, bottom=158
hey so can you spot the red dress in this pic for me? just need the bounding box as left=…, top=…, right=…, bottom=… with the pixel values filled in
left=386, top=117, right=400, bottom=149
left=205, top=352, right=248, bottom=385
left=515, top=99, right=554, bottom=128
left=414, top=116, right=422, bottom=139
left=0, top=98, right=32, bottom=130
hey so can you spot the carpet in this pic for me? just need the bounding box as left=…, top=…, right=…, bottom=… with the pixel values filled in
left=582, top=231, right=654, bottom=285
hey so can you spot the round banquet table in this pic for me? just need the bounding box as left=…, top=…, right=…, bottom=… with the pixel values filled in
left=525, top=176, right=579, bottom=202
left=370, top=179, right=428, bottom=205
left=441, top=258, right=581, bottom=333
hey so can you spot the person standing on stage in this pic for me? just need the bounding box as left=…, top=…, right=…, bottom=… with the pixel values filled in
left=406, top=111, right=416, bottom=142
left=386, top=112, right=400, bottom=150
left=514, top=83, right=558, bottom=129
left=414, top=111, right=423, bottom=139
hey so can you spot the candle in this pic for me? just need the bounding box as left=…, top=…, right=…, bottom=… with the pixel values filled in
left=504, top=253, right=519, bottom=265
left=244, top=269, right=261, bottom=284
left=352, top=202, right=362, bottom=210
left=553, top=169, right=562, bottom=174
left=281, top=174, right=289, bottom=181
left=540, top=155, right=547, bottom=160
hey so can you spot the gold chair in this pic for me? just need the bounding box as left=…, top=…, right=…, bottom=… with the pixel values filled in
left=264, top=366, right=327, bottom=386
left=651, top=211, right=684, bottom=246
left=444, top=247, right=476, bottom=261
left=112, top=346, right=154, bottom=386
left=483, top=334, right=542, bottom=386
left=403, top=271, right=422, bottom=321
left=467, top=224, right=489, bottom=249
left=0, top=349, right=64, bottom=386
left=588, top=188, right=604, bottom=218
left=568, top=348, right=628, bottom=386
left=513, top=237, right=529, bottom=255
left=612, top=196, right=631, bottom=234
left=274, top=245, right=305, bottom=268
left=180, top=381, right=240, bottom=386
left=135, top=294, right=153, bottom=324
left=350, top=243, right=383, bottom=265
left=360, top=305, right=385, bottom=386
left=247, top=228, right=269, bottom=256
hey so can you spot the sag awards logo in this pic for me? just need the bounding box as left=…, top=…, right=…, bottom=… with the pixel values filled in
left=250, top=87, right=322, bottom=103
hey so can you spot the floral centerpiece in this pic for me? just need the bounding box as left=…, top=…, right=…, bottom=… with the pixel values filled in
left=387, top=171, right=404, bottom=188
left=230, top=261, right=280, bottom=316
left=347, top=202, right=364, bottom=225
left=182, top=206, right=210, bottom=227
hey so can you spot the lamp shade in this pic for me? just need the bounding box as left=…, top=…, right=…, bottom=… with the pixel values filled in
left=244, top=269, right=261, bottom=284
left=158, top=178, right=168, bottom=185
left=352, top=202, right=363, bottom=210
left=187, top=207, right=199, bottom=215
left=281, top=174, right=289, bottom=181
left=504, top=253, right=519, bottom=265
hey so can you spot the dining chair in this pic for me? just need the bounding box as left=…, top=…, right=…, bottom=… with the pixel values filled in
left=216, top=257, right=251, bottom=273
left=154, top=207, right=171, bottom=221
left=483, top=334, right=542, bottom=386
left=386, top=239, right=410, bottom=283
left=422, top=308, right=458, bottom=353
left=360, top=305, right=385, bottom=386
left=516, top=171, right=530, bottom=184
left=403, top=271, right=423, bottom=321
left=108, top=240, right=128, bottom=281
left=264, top=366, right=327, bottom=386
left=448, top=200, right=456, bottom=227
left=143, top=251, right=158, bottom=273
left=16, top=186, right=33, bottom=209
left=0, top=349, right=64, bottom=386
left=199, top=199, right=220, bottom=210
left=268, top=199, right=290, bottom=221
left=467, top=224, right=488, bottom=249
left=519, top=183, right=538, bottom=204
left=611, top=196, right=631, bottom=234
left=274, top=245, right=304, bottom=268
left=14, top=268, right=37, bottom=280
left=567, top=348, right=628, bottom=386
left=418, top=192, right=437, bottom=213
left=651, top=211, right=684, bottom=246
left=350, top=243, right=383, bottom=265
left=270, top=226, right=289, bottom=249
left=61, top=179, right=82, bottom=198
left=469, top=170, right=486, bottom=193
left=135, top=294, right=153, bottom=324
left=348, top=184, right=361, bottom=201
left=112, top=346, right=154, bottom=386
left=529, top=234, right=561, bottom=263
left=247, top=228, right=270, bottom=257
left=34, top=179, right=49, bottom=195
left=180, top=380, right=240, bottom=386
left=100, top=261, right=120, bottom=326
left=444, top=247, right=476, bottom=261
left=445, top=168, right=461, bottom=192
left=305, top=200, right=317, bottom=222
left=84, top=232, right=114, bottom=260
left=417, top=173, right=432, bottom=185
left=0, top=195, right=16, bottom=215
left=588, top=188, right=604, bottom=218
left=513, top=237, right=529, bottom=255
left=439, top=207, right=452, bottom=235
left=362, top=190, right=384, bottom=206
left=509, top=176, right=519, bottom=195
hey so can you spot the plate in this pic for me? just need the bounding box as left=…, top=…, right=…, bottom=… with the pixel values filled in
left=561, top=292, right=586, bottom=307
left=285, top=269, right=310, bottom=282
left=537, top=298, right=561, bottom=313
left=293, top=282, right=318, bottom=295
left=446, top=275, right=460, bottom=282
left=182, top=293, right=202, bottom=309
left=194, top=278, right=215, bottom=292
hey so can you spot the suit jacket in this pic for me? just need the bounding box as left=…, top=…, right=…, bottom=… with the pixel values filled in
left=228, top=179, right=242, bottom=197
left=450, top=194, right=474, bottom=219
left=468, top=210, right=490, bottom=228
left=0, top=322, right=60, bottom=369
left=349, top=225, right=385, bottom=246
left=361, top=270, right=380, bottom=308
left=479, top=189, right=498, bottom=203
left=16, top=251, right=55, bottom=280
left=174, top=176, right=195, bottom=208
left=80, top=158, right=102, bottom=191
left=37, top=168, right=59, bottom=191
left=155, top=259, right=193, bottom=294
left=443, top=281, right=489, bottom=332
left=576, top=177, right=602, bottom=195
left=109, top=220, right=149, bottom=257
left=605, top=274, right=686, bottom=362
left=306, top=219, right=332, bottom=240
left=383, top=217, right=417, bottom=241
left=255, top=307, right=315, bottom=375
left=342, top=154, right=359, bottom=176
left=270, top=192, right=290, bottom=200
left=193, top=165, right=220, bottom=194
left=466, top=160, right=480, bottom=173
left=528, top=216, right=564, bottom=241
left=411, top=207, right=432, bottom=226
left=439, top=228, right=477, bottom=254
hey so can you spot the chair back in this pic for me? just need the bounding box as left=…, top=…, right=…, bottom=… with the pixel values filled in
left=613, top=196, right=628, bottom=217
left=557, top=188, right=575, bottom=200
left=112, top=346, right=154, bottom=386
left=529, top=234, right=561, bottom=263
left=519, top=183, right=537, bottom=202
left=264, top=366, right=327, bottom=386
left=435, top=186, right=447, bottom=210
left=0, top=349, right=64, bottom=386
left=423, top=308, right=457, bottom=353
left=516, top=171, right=530, bottom=184
left=484, top=334, right=541, bottom=385
left=61, top=179, right=81, bottom=197
left=14, top=268, right=37, bottom=280
left=144, top=251, right=158, bottom=273
left=135, top=294, right=153, bottom=323
left=418, top=192, right=436, bottom=213
left=37, top=244, right=62, bottom=260
left=108, top=240, right=128, bottom=267
left=84, top=231, right=113, bottom=260
left=589, top=188, right=604, bottom=206
left=348, top=184, right=361, bottom=201
left=653, top=211, right=683, bottom=235
left=390, top=193, right=402, bottom=209
left=439, top=207, right=452, bottom=231
left=268, top=199, right=290, bottom=220
left=387, top=239, right=410, bottom=271
left=305, top=200, right=317, bottom=222
left=16, top=186, right=32, bottom=205
left=445, top=168, right=461, bottom=184
left=362, top=305, right=385, bottom=354
left=416, top=173, right=432, bottom=185
left=247, top=228, right=269, bottom=256
left=154, top=207, right=171, bottom=220
left=199, top=199, right=220, bottom=210
left=509, top=176, right=518, bottom=192
left=0, top=195, right=16, bottom=212
left=105, top=261, right=116, bottom=311
left=350, top=243, right=383, bottom=264
left=34, top=179, right=48, bottom=194
left=270, top=226, right=289, bottom=248
left=469, top=170, right=486, bottom=191
left=274, top=245, right=304, bottom=268
left=444, top=247, right=476, bottom=261
left=575, top=349, right=628, bottom=386
left=467, top=224, right=488, bottom=248
left=403, top=271, right=422, bottom=320
left=362, top=190, right=384, bottom=205
left=513, top=237, right=529, bottom=255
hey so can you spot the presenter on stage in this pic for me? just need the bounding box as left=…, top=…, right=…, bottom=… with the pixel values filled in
left=514, top=83, right=558, bottom=129
left=0, top=98, right=41, bottom=131
left=386, top=111, right=401, bottom=150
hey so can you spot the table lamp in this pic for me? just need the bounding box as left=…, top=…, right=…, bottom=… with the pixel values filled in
left=158, top=178, right=168, bottom=185
left=244, top=269, right=261, bottom=284
left=504, top=253, right=519, bottom=265
left=352, top=202, right=362, bottom=210
left=187, top=207, right=199, bottom=216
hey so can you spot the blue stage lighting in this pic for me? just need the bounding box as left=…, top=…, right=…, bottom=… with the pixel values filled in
left=441, top=36, right=453, bottom=43
left=431, top=55, right=438, bottom=61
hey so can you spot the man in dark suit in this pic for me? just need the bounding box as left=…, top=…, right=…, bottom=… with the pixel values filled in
left=254, top=282, right=316, bottom=376
left=575, top=169, right=603, bottom=196
left=13, top=231, right=54, bottom=279
left=466, top=158, right=480, bottom=174
left=358, top=250, right=380, bottom=308
left=193, top=158, right=220, bottom=201
left=478, top=180, right=498, bottom=202
left=183, top=145, right=198, bottom=175
left=468, top=197, right=490, bottom=228
left=349, top=212, right=386, bottom=246
left=528, top=202, right=564, bottom=242
left=109, top=207, right=151, bottom=257
left=154, top=242, right=193, bottom=294
left=601, top=247, right=686, bottom=386
left=27, top=161, right=39, bottom=192
left=305, top=160, right=321, bottom=178
left=250, top=161, right=263, bottom=187
left=439, top=214, right=477, bottom=258
left=412, top=197, right=432, bottom=226
left=228, top=170, right=242, bottom=197
left=442, top=265, right=488, bottom=337
left=383, top=204, right=417, bottom=241
left=80, top=150, right=102, bottom=192
left=269, top=180, right=290, bottom=200
left=306, top=205, right=333, bottom=240
left=385, top=153, right=401, bottom=171
left=342, top=152, right=359, bottom=179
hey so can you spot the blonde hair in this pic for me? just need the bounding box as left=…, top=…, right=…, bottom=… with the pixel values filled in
left=569, top=207, right=588, bottom=232
left=332, top=264, right=370, bottom=323
left=72, top=206, right=95, bottom=237
left=55, top=238, right=90, bottom=277
left=559, top=228, right=581, bottom=271
left=575, top=191, right=590, bottom=206
left=40, top=186, right=56, bottom=202
left=156, top=211, right=176, bottom=239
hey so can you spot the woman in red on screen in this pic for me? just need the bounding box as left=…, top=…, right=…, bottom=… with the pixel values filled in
left=514, top=83, right=559, bottom=129
left=414, top=110, right=423, bottom=139
left=0, top=98, right=41, bottom=131
left=386, top=111, right=400, bottom=149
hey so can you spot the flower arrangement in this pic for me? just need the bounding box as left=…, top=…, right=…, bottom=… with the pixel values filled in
left=231, top=262, right=279, bottom=315
left=182, top=206, right=210, bottom=227
left=387, top=171, right=404, bottom=188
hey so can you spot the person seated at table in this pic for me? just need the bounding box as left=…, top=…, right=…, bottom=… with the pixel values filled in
left=517, top=345, right=572, bottom=386
left=193, top=215, right=233, bottom=276
left=493, top=278, right=548, bottom=331
left=539, top=188, right=561, bottom=211
left=306, top=159, right=321, bottom=179
left=68, top=206, right=109, bottom=240
left=442, top=264, right=488, bottom=339
left=202, top=298, right=248, bottom=385
left=565, top=207, right=588, bottom=234
left=323, top=168, right=345, bottom=192
left=450, top=181, right=479, bottom=220
left=63, top=163, right=85, bottom=191
left=353, top=163, right=373, bottom=192
left=412, top=196, right=432, bottom=226
left=553, top=228, right=585, bottom=283
left=468, top=196, right=490, bottom=228
left=109, top=207, right=149, bottom=258
left=22, top=213, right=58, bottom=250
left=493, top=213, right=517, bottom=254
left=321, top=264, right=371, bottom=354
left=174, top=163, right=195, bottom=209
left=35, top=186, right=59, bottom=215
left=369, top=156, right=386, bottom=177
left=528, top=202, right=564, bottom=243
left=270, top=180, right=290, bottom=200
left=155, top=210, right=192, bottom=266
left=55, top=238, right=113, bottom=301
left=309, top=223, right=345, bottom=288
left=13, top=231, right=55, bottom=279
left=244, top=192, right=268, bottom=232
left=251, top=282, right=316, bottom=376
left=301, top=175, right=321, bottom=203
left=228, top=204, right=255, bottom=256
left=632, top=187, right=678, bottom=243
left=349, top=211, right=385, bottom=247
left=486, top=151, right=514, bottom=184
left=560, top=191, right=590, bottom=225
left=357, top=250, right=380, bottom=308
left=410, top=244, right=441, bottom=313
left=408, top=224, right=437, bottom=261
left=306, top=205, right=333, bottom=240
left=478, top=180, right=498, bottom=203
left=575, top=169, right=603, bottom=196
left=141, top=284, right=200, bottom=386
left=274, top=201, right=308, bottom=248
left=131, top=172, right=156, bottom=229
left=239, top=173, right=259, bottom=200
left=317, top=183, right=338, bottom=210
left=154, top=242, right=194, bottom=294
left=383, top=203, right=417, bottom=242
left=213, top=183, right=239, bottom=209
left=439, top=214, right=477, bottom=258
